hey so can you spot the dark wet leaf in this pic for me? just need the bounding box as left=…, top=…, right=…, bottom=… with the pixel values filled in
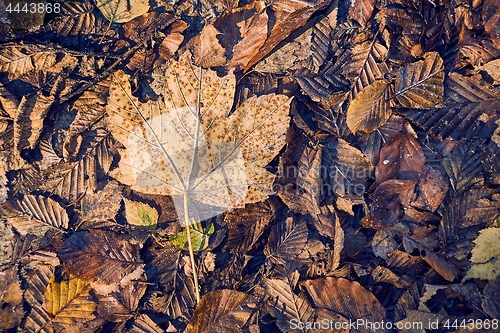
left=58, top=229, right=140, bottom=284
left=264, top=217, right=308, bottom=266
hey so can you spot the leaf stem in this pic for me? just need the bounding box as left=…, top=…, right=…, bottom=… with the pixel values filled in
left=184, top=192, right=200, bottom=304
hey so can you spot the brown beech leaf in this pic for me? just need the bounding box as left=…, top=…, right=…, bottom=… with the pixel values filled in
left=322, top=138, right=373, bottom=201
left=96, top=282, right=147, bottom=322
left=106, top=51, right=291, bottom=221
left=411, top=167, right=448, bottom=213
left=224, top=201, right=273, bottom=253
left=403, top=236, right=459, bottom=282
left=0, top=46, right=57, bottom=80
left=3, top=195, right=69, bottom=236
left=47, top=1, right=95, bottom=36
left=58, top=229, right=140, bottom=284
left=157, top=20, right=188, bottom=61
left=276, top=127, right=323, bottom=215
left=440, top=189, right=500, bottom=244
left=346, top=79, right=394, bottom=134
left=264, top=217, right=308, bottom=266
left=394, top=52, right=445, bottom=109
left=222, top=1, right=269, bottom=70
left=244, top=0, right=331, bottom=71
left=340, top=40, right=388, bottom=100
left=349, top=0, right=374, bottom=29
left=263, top=276, right=315, bottom=332
left=369, top=179, right=416, bottom=229
left=79, top=180, right=123, bottom=228
left=375, top=131, right=426, bottom=184
left=188, top=24, right=227, bottom=68
left=376, top=5, right=425, bottom=45
left=15, top=92, right=54, bottom=152
left=186, top=289, right=257, bottom=333
left=301, top=277, right=388, bottom=333
left=22, top=264, right=55, bottom=333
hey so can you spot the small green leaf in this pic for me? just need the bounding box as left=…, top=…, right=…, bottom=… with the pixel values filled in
left=170, top=220, right=214, bottom=252
left=124, top=198, right=158, bottom=230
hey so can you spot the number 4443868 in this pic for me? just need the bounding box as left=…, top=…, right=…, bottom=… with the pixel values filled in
left=443, top=319, right=498, bottom=330
left=6, top=2, right=61, bottom=14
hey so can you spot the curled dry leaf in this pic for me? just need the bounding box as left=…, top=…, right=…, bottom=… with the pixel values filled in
left=106, top=51, right=291, bottom=222
left=346, top=79, right=394, bottom=134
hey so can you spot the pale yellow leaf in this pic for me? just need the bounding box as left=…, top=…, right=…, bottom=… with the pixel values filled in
left=105, top=51, right=291, bottom=222
left=466, top=227, right=500, bottom=281
left=124, top=198, right=158, bottom=230
left=44, top=275, right=96, bottom=324
left=94, top=0, right=149, bottom=23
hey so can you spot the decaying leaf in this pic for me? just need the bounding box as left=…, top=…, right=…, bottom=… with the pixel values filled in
left=224, top=201, right=273, bottom=253
left=94, top=0, right=150, bottom=23
left=349, top=0, right=374, bottom=29
left=48, top=1, right=95, bottom=36
left=124, top=198, right=158, bottom=230
left=346, top=79, right=394, bottom=134
left=322, top=138, right=373, bottom=200
left=106, top=51, right=291, bottom=222
left=276, top=128, right=323, bottom=215
left=186, top=289, right=257, bottom=333
left=403, top=236, right=459, bottom=282
left=466, top=227, right=500, bottom=281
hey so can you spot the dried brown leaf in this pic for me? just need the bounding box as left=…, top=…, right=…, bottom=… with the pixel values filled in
left=58, top=229, right=140, bottom=284
left=375, top=131, right=426, bottom=184
left=264, top=217, right=308, bottom=266
left=302, top=277, right=388, bottom=333
left=403, top=236, right=459, bottom=282
left=186, top=289, right=257, bottom=333
left=394, top=52, right=444, bottom=109
left=188, top=24, right=226, bottom=68
left=346, top=79, right=394, bottom=134
left=349, top=0, right=374, bottom=29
